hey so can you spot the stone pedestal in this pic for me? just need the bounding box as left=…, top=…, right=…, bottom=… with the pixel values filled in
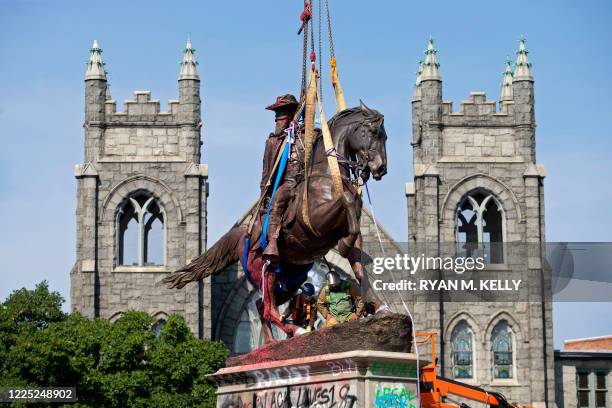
left=209, top=350, right=423, bottom=408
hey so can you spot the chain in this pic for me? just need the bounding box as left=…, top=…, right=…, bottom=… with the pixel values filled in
left=301, top=23, right=308, bottom=97
left=318, top=0, right=323, bottom=105
left=310, top=13, right=315, bottom=59
left=325, top=0, right=335, bottom=59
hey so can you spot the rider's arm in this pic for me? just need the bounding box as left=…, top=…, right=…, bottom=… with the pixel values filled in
left=260, top=136, right=274, bottom=195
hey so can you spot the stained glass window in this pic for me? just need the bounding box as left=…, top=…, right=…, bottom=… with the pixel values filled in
left=451, top=320, right=474, bottom=379
left=491, top=321, right=513, bottom=379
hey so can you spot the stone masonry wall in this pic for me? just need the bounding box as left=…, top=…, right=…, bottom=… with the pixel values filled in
left=407, top=75, right=554, bottom=406
left=72, top=75, right=209, bottom=338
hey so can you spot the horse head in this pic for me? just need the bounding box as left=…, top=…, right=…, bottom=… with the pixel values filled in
left=350, top=100, right=388, bottom=181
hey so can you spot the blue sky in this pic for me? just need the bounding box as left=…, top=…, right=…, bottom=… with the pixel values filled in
left=0, top=0, right=610, bottom=348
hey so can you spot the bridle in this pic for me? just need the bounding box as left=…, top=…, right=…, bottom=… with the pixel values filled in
left=326, top=113, right=385, bottom=183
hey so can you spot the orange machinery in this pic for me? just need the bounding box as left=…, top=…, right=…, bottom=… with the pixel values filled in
left=415, top=332, right=532, bottom=408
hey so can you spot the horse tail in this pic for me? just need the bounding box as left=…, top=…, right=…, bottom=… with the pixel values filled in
left=162, top=226, right=244, bottom=289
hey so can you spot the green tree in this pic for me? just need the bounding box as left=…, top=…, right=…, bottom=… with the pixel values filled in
left=0, top=281, right=65, bottom=385
left=0, top=283, right=228, bottom=407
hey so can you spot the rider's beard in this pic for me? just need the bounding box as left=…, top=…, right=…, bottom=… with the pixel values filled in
left=274, top=116, right=291, bottom=135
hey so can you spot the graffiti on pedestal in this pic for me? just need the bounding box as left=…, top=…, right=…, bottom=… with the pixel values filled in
left=370, top=361, right=417, bottom=378
left=372, top=382, right=418, bottom=408
left=249, top=365, right=312, bottom=388
left=219, top=381, right=358, bottom=408
left=326, top=358, right=358, bottom=377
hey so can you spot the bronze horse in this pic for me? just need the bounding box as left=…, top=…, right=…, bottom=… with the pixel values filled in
left=163, top=102, right=388, bottom=341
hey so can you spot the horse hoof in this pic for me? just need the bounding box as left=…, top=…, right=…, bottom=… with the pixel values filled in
left=295, top=327, right=308, bottom=336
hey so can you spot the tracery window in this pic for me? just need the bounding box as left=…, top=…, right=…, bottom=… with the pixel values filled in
left=491, top=321, right=514, bottom=379
left=456, top=190, right=505, bottom=263
left=116, top=192, right=166, bottom=266
left=451, top=320, right=474, bottom=379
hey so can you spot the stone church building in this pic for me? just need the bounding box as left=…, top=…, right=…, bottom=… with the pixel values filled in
left=71, top=39, right=570, bottom=407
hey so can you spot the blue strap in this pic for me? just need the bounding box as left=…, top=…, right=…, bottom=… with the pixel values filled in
left=260, top=139, right=291, bottom=249
left=241, top=237, right=256, bottom=287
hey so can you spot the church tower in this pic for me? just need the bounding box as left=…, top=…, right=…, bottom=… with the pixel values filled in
left=71, top=40, right=210, bottom=338
left=406, top=39, right=554, bottom=407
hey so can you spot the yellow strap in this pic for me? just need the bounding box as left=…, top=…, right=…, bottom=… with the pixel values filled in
left=316, top=82, right=344, bottom=198
left=330, top=57, right=347, bottom=113
left=301, top=67, right=344, bottom=236
left=303, top=68, right=317, bottom=181
left=301, top=67, right=319, bottom=236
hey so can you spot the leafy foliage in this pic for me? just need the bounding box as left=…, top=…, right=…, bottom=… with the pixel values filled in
left=0, top=282, right=228, bottom=407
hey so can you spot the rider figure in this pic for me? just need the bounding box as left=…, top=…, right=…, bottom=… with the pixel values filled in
left=260, top=94, right=304, bottom=263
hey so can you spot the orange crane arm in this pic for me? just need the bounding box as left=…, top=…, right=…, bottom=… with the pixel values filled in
left=415, top=332, right=529, bottom=408
left=421, top=375, right=515, bottom=408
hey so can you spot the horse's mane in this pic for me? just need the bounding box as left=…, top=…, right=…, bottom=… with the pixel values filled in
left=327, top=106, right=383, bottom=129
left=327, top=107, right=361, bottom=128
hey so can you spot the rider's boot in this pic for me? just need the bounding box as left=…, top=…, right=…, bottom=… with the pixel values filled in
left=263, top=222, right=281, bottom=264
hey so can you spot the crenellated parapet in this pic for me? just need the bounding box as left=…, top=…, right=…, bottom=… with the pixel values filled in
left=104, top=91, right=181, bottom=123
left=441, top=92, right=515, bottom=125
left=411, top=38, right=536, bottom=166
left=83, top=40, right=202, bottom=163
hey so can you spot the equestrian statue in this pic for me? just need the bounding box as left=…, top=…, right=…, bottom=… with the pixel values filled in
left=163, top=93, right=389, bottom=342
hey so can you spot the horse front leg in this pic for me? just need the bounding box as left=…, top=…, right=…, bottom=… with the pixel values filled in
left=336, top=190, right=360, bottom=258
left=346, top=235, right=387, bottom=314
left=256, top=298, right=275, bottom=343
left=261, top=262, right=303, bottom=339
left=336, top=191, right=387, bottom=314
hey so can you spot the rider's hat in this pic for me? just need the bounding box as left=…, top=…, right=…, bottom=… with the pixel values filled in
left=266, top=94, right=299, bottom=113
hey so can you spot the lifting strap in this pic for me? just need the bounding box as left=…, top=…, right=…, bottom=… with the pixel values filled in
left=323, top=0, right=347, bottom=112
left=316, top=77, right=344, bottom=198
left=301, top=67, right=319, bottom=235
left=301, top=66, right=344, bottom=235
left=330, top=57, right=347, bottom=112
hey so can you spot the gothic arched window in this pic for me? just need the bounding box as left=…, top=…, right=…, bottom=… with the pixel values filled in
left=151, top=318, right=167, bottom=338
left=491, top=321, right=514, bottom=379
left=232, top=293, right=289, bottom=354
left=451, top=320, right=474, bottom=379
left=456, top=190, right=505, bottom=263
left=116, top=192, right=166, bottom=266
